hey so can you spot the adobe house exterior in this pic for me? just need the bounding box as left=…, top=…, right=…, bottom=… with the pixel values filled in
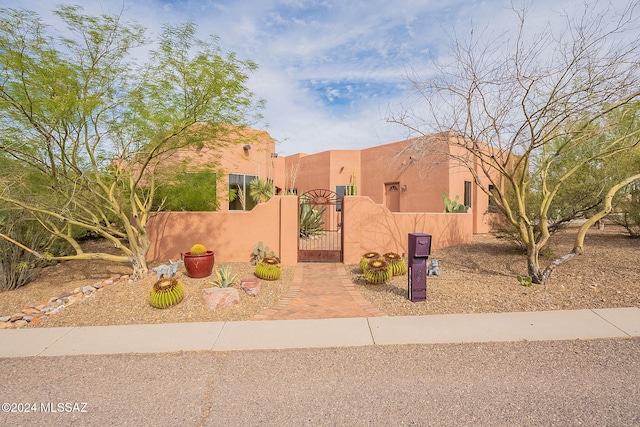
left=146, top=128, right=495, bottom=264
left=285, top=134, right=494, bottom=235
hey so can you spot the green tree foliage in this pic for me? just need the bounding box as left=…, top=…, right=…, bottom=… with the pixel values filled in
left=154, top=170, right=220, bottom=212
left=392, top=3, right=640, bottom=284
left=0, top=5, right=263, bottom=278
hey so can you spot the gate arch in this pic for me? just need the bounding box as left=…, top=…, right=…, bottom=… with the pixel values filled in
left=298, top=189, right=343, bottom=262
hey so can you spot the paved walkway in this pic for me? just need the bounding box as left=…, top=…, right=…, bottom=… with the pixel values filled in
left=253, top=262, right=386, bottom=320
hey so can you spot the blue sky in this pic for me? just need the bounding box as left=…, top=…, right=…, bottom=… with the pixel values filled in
left=10, top=0, right=599, bottom=155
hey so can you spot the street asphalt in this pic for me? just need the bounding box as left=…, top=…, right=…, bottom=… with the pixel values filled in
left=1, top=307, right=639, bottom=426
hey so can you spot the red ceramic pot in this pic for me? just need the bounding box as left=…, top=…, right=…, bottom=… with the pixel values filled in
left=182, top=250, right=215, bottom=278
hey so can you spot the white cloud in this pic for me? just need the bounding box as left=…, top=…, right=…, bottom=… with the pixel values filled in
left=8, top=0, right=623, bottom=155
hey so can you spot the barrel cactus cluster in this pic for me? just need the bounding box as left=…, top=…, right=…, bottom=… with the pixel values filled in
left=383, top=252, right=407, bottom=276
left=149, top=277, right=185, bottom=309
left=359, top=251, right=406, bottom=285
left=255, top=256, right=282, bottom=280
left=359, top=252, right=380, bottom=270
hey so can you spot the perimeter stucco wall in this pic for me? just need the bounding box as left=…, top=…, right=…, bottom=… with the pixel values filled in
left=146, top=194, right=473, bottom=267
left=146, top=196, right=298, bottom=265
left=342, top=196, right=473, bottom=264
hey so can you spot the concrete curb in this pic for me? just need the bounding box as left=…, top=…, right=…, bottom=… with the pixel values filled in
left=0, top=307, right=638, bottom=358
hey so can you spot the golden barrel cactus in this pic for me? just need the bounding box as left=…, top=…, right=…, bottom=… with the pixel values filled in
left=363, top=258, right=392, bottom=284
left=255, top=256, right=281, bottom=280
left=189, top=243, right=207, bottom=255
left=359, top=252, right=381, bottom=271
left=383, top=252, right=407, bottom=276
left=149, top=277, right=185, bottom=309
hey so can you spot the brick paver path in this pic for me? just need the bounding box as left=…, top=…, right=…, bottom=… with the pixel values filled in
left=253, top=263, right=387, bottom=320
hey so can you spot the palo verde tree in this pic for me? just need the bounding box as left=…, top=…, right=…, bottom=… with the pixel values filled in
left=0, top=6, right=263, bottom=278
left=390, top=2, right=640, bottom=285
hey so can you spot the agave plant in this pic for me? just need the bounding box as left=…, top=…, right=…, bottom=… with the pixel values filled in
left=383, top=252, right=407, bottom=276
left=359, top=252, right=381, bottom=271
left=211, top=265, right=237, bottom=288
left=299, top=201, right=326, bottom=238
left=255, top=256, right=281, bottom=280
left=149, top=277, right=185, bottom=309
left=363, top=258, right=392, bottom=285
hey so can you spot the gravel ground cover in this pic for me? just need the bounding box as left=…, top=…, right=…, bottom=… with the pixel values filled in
left=0, top=224, right=638, bottom=327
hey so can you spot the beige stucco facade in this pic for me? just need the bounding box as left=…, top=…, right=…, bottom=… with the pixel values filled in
left=286, top=134, right=495, bottom=234
left=145, top=127, right=496, bottom=264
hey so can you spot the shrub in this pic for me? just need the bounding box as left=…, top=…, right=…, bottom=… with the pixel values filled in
left=154, top=171, right=219, bottom=211
left=0, top=211, right=47, bottom=291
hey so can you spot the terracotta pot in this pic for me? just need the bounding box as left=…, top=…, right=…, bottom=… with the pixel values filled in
left=182, top=250, right=215, bottom=278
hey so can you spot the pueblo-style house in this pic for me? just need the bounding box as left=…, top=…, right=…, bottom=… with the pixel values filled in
left=146, top=127, right=495, bottom=265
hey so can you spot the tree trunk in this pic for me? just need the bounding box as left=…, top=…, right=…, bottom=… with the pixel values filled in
left=526, top=245, right=544, bottom=284
left=130, top=253, right=149, bottom=280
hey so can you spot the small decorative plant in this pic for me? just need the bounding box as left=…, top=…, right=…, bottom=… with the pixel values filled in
left=255, top=256, right=281, bottom=280
left=517, top=275, right=533, bottom=287
left=443, top=192, right=469, bottom=213
left=210, top=265, right=237, bottom=288
left=190, top=243, right=208, bottom=255
left=251, top=241, right=275, bottom=265
left=299, top=202, right=326, bottom=238
left=383, top=252, right=407, bottom=276
left=359, top=252, right=381, bottom=271
left=149, top=277, right=185, bottom=309
left=183, top=243, right=215, bottom=278
left=363, top=258, right=392, bottom=284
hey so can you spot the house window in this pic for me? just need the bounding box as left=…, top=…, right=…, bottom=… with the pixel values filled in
left=488, top=184, right=499, bottom=213
left=464, top=181, right=472, bottom=208
left=229, top=174, right=258, bottom=211
left=335, top=185, right=347, bottom=211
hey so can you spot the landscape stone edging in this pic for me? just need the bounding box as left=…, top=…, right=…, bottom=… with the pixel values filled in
left=0, top=274, right=132, bottom=329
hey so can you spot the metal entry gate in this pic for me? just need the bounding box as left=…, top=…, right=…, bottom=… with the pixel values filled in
left=298, top=189, right=343, bottom=262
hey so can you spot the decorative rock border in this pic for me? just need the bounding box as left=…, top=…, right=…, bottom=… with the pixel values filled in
left=0, top=275, right=132, bottom=329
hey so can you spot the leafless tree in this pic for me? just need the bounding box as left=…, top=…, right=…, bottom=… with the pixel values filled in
left=390, top=2, right=640, bottom=284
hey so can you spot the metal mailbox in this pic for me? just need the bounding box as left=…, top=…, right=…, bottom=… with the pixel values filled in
left=408, top=233, right=431, bottom=302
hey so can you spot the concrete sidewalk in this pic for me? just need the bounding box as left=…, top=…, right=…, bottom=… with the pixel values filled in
left=0, top=307, right=638, bottom=357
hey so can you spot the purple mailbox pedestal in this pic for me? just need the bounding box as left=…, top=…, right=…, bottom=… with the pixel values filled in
left=408, top=233, right=431, bottom=302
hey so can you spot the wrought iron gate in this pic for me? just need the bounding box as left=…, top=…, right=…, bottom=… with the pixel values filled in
left=298, top=189, right=343, bottom=262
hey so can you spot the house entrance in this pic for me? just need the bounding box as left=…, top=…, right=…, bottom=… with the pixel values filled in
left=385, top=182, right=400, bottom=212
left=298, top=189, right=343, bottom=262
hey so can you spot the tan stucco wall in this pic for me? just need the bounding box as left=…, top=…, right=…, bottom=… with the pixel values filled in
left=147, top=196, right=298, bottom=265
left=342, top=196, right=474, bottom=264
left=146, top=194, right=474, bottom=267
left=360, top=138, right=451, bottom=212
left=287, top=150, right=361, bottom=195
